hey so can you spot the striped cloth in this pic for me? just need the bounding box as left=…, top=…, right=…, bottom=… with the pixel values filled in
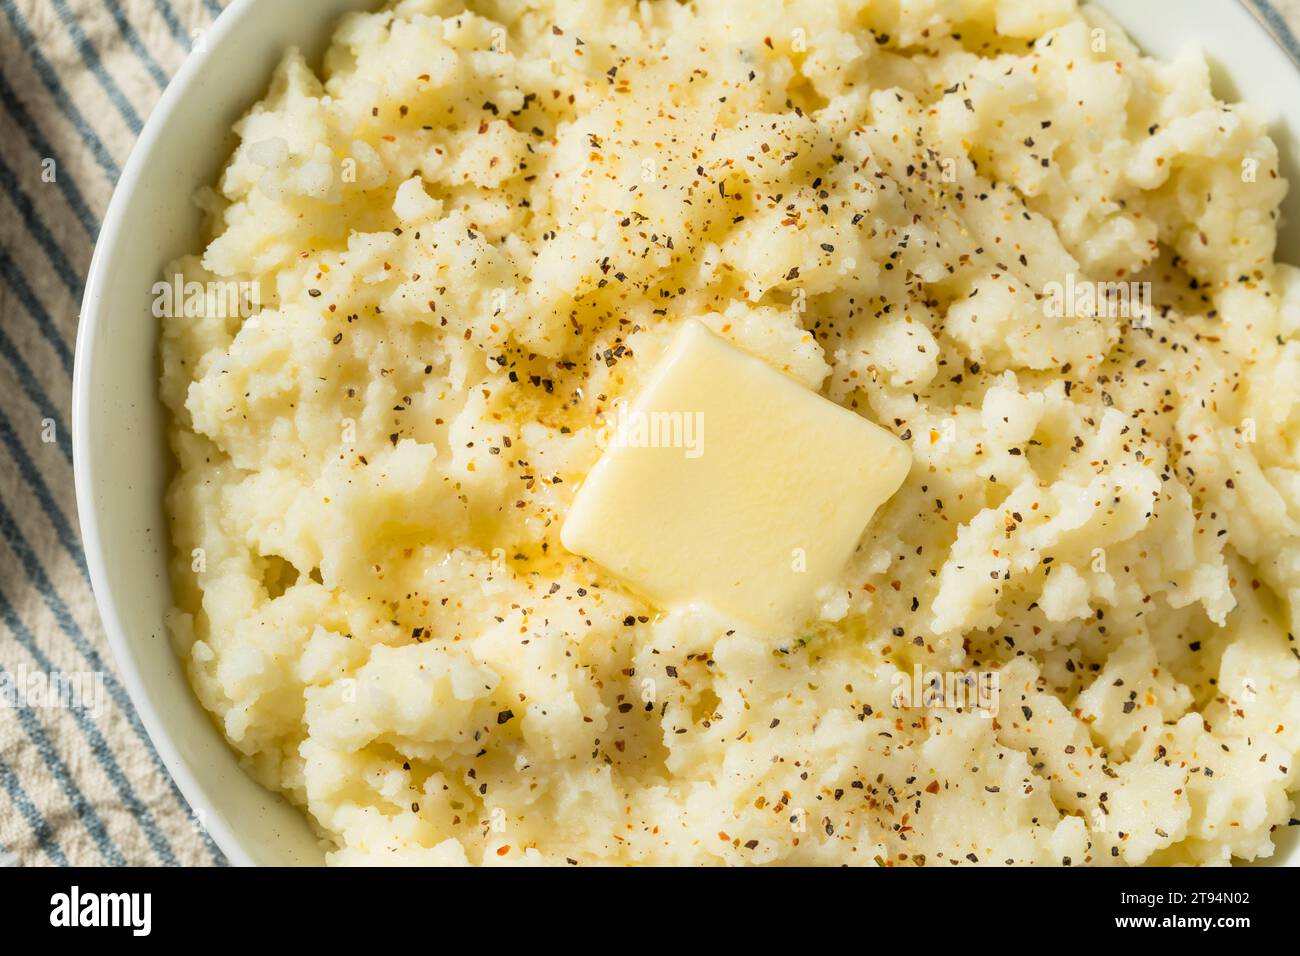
left=1, top=0, right=231, bottom=867
left=0, top=0, right=1298, bottom=869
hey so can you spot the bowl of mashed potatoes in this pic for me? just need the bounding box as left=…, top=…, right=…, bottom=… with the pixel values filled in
left=76, top=0, right=1300, bottom=866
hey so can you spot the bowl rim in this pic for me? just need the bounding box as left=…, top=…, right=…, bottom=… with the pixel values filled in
left=72, top=0, right=268, bottom=867
left=72, top=0, right=1300, bottom=868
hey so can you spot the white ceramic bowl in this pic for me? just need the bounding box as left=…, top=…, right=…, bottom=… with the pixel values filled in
left=74, top=0, right=1300, bottom=867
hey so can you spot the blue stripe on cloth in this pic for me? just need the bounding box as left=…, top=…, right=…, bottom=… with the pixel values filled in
left=101, top=0, right=172, bottom=89
left=0, top=498, right=227, bottom=865
left=0, top=2, right=122, bottom=183
left=0, top=68, right=101, bottom=240
left=46, top=0, right=145, bottom=135
left=0, top=591, right=181, bottom=865
left=0, top=245, right=75, bottom=377
left=203, top=0, right=223, bottom=22
left=148, top=0, right=193, bottom=50
left=0, top=325, right=73, bottom=465
left=1254, top=1, right=1300, bottom=63
left=0, top=413, right=88, bottom=579
left=0, top=157, right=87, bottom=301
left=0, top=661, right=127, bottom=865
left=0, top=751, right=68, bottom=865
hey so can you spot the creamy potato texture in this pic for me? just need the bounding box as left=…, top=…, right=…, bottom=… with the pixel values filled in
left=162, top=0, right=1300, bottom=865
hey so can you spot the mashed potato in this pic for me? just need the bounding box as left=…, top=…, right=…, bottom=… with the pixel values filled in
left=161, top=0, right=1300, bottom=865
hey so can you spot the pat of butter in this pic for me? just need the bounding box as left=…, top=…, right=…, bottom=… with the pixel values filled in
left=561, top=320, right=911, bottom=629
